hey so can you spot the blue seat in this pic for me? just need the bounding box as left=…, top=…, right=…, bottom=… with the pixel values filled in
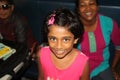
left=22, top=61, right=38, bottom=80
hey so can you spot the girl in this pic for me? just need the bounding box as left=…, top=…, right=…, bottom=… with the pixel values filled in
left=38, top=8, right=90, bottom=80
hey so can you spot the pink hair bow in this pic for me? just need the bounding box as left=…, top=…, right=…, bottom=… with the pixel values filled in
left=48, top=14, right=55, bottom=25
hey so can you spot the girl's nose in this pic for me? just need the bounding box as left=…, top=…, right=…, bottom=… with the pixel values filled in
left=56, top=40, right=62, bottom=49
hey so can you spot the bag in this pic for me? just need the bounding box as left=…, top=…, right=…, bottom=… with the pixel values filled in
left=0, top=39, right=30, bottom=79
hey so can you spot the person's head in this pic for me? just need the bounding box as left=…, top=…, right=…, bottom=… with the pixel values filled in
left=76, top=0, right=98, bottom=22
left=0, top=0, right=14, bottom=20
left=44, top=8, right=84, bottom=59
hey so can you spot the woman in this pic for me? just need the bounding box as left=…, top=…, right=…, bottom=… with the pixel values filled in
left=0, top=0, right=38, bottom=53
left=76, top=0, right=120, bottom=80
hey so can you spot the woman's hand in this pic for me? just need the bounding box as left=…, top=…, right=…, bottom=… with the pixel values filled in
left=30, top=41, right=39, bottom=61
left=112, top=68, right=120, bottom=80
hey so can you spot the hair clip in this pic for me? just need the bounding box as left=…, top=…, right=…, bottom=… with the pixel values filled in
left=48, top=14, right=55, bottom=25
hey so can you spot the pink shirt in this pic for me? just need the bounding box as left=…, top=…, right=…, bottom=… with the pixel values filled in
left=77, top=14, right=120, bottom=78
left=39, top=47, right=89, bottom=80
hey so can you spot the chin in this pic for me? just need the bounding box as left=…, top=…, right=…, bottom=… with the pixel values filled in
left=56, top=56, right=66, bottom=59
left=55, top=54, right=66, bottom=59
left=86, top=17, right=94, bottom=21
left=0, top=16, right=8, bottom=20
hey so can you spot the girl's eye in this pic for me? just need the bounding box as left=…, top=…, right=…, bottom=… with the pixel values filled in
left=63, top=38, right=70, bottom=42
left=49, top=37, right=56, bottom=42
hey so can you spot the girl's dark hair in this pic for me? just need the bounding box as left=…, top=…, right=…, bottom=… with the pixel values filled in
left=43, top=7, right=84, bottom=43
left=0, top=0, right=14, bottom=5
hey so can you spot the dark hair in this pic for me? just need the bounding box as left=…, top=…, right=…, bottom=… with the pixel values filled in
left=0, top=0, right=14, bottom=5
left=43, top=7, right=84, bottom=43
left=75, top=0, right=98, bottom=9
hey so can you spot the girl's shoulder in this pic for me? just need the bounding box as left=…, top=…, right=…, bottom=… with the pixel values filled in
left=38, top=46, right=51, bottom=60
left=77, top=50, right=89, bottom=60
left=40, top=46, right=50, bottom=53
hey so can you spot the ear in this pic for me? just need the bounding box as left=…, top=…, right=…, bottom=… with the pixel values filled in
left=74, top=38, right=79, bottom=44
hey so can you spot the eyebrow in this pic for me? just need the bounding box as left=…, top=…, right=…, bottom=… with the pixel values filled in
left=63, top=36, right=73, bottom=38
left=48, top=36, right=73, bottom=38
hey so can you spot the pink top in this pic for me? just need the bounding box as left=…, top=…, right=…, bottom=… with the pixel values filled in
left=39, top=47, right=89, bottom=80
left=77, top=14, right=120, bottom=78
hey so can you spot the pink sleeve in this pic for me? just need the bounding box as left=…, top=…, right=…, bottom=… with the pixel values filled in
left=111, top=20, right=120, bottom=50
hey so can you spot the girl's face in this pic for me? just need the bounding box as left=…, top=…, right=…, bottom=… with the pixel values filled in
left=78, top=0, right=98, bottom=22
left=48, top=25, right=78, bottom=59
left=0, top=1, right=14, bottom=20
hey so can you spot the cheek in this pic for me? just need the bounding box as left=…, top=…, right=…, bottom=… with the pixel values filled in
left=0, top=11, right=10, bottom=19
left=79, top=8, right=84, bottom=12
left=63, top=42, right=75, bottom=49
left=48, top=40, right=53, bottom=46
left=92, top=6, right=98, bottom=12
left=78, top=8, right=84, bottom=16
left=48, top=42, right=54, bottom=47
left=49, top=42, right=74, bottom=48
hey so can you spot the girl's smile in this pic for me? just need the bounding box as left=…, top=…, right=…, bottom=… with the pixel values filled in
left=48, top=25, right=78, bottom=59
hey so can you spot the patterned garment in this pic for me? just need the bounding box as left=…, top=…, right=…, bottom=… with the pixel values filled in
left=0, top=13, right=37, bottom=49
left=39, top=47, right=89, bottom=80
left=77, top=14, right=120, bottom=78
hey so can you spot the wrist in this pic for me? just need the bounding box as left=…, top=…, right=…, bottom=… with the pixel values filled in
left=111, top=67, right=116, bottom=71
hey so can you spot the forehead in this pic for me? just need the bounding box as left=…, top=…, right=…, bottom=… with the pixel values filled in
left=79, top=0, right=96, bottom=2
left=0, top=1, right=8, bottom=4
left=48, top=25, right=74, bottom=37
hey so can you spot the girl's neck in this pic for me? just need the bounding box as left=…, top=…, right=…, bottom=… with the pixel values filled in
left=51, top=48, right=78, bottom=70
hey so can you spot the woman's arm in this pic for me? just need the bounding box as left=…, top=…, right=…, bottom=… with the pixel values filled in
left=111, top=20, right=120, bottom=80
left=80, top=60, right=90, bottom=80
left=111, top=50, right=120, bottom=80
